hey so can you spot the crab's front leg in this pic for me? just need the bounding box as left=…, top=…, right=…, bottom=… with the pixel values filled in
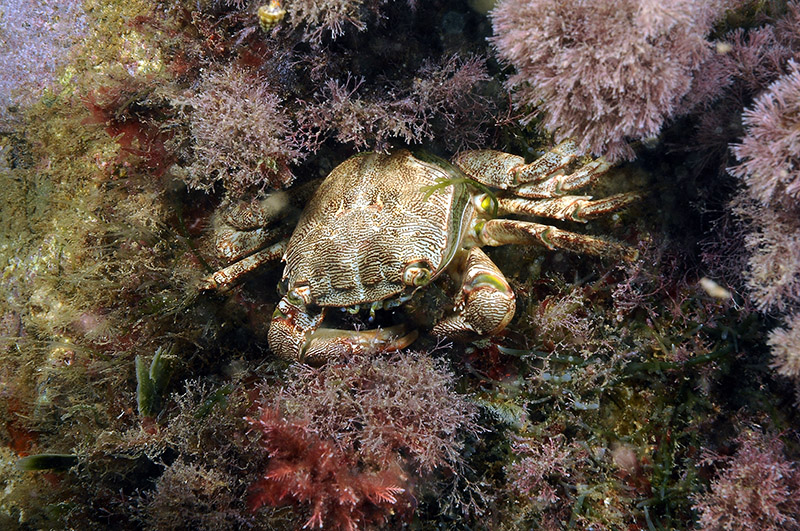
left=268, top=287, right=417, bottom=361
left=431, top=247, right=516, bottom=340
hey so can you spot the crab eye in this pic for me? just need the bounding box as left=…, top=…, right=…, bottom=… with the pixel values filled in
left=473, top=219, right=486, bottom=238
left=286, top=286, right=309, bottom=305
left=278, top=278, right=289, bottom=295
left=402, top=261, right=432, bottom=287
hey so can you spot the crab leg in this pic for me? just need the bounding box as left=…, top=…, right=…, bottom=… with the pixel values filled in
left=432, top=248, right=516, bottom=339
left=453, top=139, right=579, bottom=188
left=497, top=193, right=638, bottom=222
left=514, top=158, right=611, bottom=198
left=199, top=239, right=289, bottom=291
left=224, top=192, right=292, bottom=230
left=211, top=193, right=291, bottom=260
left=211, top=181, right=321, bottom=262
left=215, top=226, right=286, bottom=262
left=479, top=219, right=637, bottom=261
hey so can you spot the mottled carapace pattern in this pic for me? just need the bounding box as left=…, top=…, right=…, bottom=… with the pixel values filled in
left=284, top=151, right=471, bottom=307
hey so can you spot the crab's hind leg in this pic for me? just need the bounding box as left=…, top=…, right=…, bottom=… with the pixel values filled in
left=514, top=158, right=611, bottom=198
left=202, top=182, right=322, bottom=292
left=199, top=193, right=292, bottom=292
left=453, top=139, right=580, bottom=188
left=199, top=239, right=289, bottom=291
left=480, top=219, right=637, bottom=261
left=213, top=180, right=321, bottom=262
left=213, top=192, right=292, bottom=262
left=431, top=248, right=516, bottom=340
left=498, top=193, right=639, bottom=222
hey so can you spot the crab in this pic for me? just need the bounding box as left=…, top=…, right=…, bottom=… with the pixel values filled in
left=200, top=140, right=637, bottom=361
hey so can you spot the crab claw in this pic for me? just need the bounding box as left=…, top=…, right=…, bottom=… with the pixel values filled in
left=268, top=292, right=324, bottom=360
left=268, top=292, right=418, bottom=361
left=431, top=247, right=515, bottom=340
left=302, top=325, right=418, bottom=361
